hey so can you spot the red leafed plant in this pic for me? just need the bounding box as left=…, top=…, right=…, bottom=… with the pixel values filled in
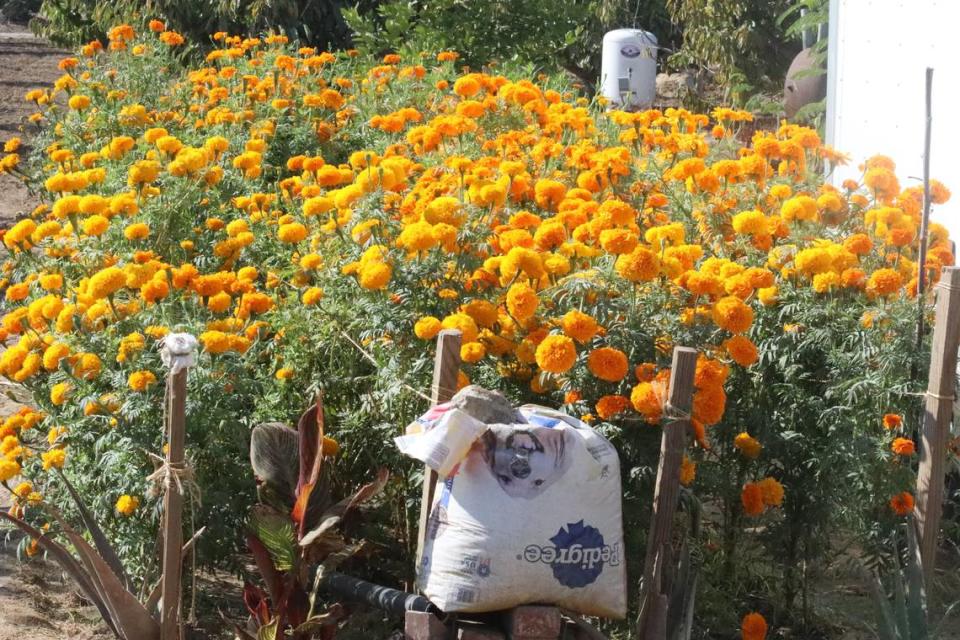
left=239, top=393, right=388, bottom=640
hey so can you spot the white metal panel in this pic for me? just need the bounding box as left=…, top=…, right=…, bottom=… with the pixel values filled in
left=827, top=0, right=960, bottom=240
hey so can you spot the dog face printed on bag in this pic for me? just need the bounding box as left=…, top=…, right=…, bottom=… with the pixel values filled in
left=480, top=425, right=573, bottom=498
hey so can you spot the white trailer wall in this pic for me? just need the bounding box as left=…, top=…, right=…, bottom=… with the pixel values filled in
left=826, top=0, right=960, bottom=240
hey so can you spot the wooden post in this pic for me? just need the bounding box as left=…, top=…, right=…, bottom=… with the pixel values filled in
left=414, top=329, right=462, bottom=584
left=636, top=346, right=697, bottom=639
left=160, top=367, right=188, bottom=640
left=916, top=266, right=960, bottom=581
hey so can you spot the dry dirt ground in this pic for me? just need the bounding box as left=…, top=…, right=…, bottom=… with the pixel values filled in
left=0, top=22, right=114, bottom=640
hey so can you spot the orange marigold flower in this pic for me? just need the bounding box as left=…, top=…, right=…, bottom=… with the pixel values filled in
left=866, top=268, right=903, bottom=296
left=506, top=282, right=539, bottom=321
left=890, top=491, right=914, bottom=516
left=128, top=370, right=157, bottom=392
left=757, top=477, right=784, bottom=506
left=630, top=381, right=665, bottom=423
left=712, top=296, right=754, bottom=334
left=615, top=246, right=660, bottom=282
left=679, top=456, right=696, bottom=486
left=741, top=612, right=768, bottom=640
left=596, top=394, right=630, bottom=420
left=734, top=432, right=762, bottom=459
left=882, top=413, right=903, bottom=430
left=560, top=309, right=598, bottom=343
left=535, top=334, right=577, bottom=374
left=891, top=437, right=915, bottom=456
left=724, top=335, right=758, bottom=367
left=586, top=347, right=628, bottom=382
left=843, top=233, right=873, bottom=255
left=741, top=483, right=765, bottom=516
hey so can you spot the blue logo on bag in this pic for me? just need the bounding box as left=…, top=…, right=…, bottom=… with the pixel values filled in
left=521, top=520, right=620, bottom=588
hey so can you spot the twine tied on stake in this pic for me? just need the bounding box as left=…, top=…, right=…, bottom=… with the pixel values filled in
left=145, top=451, right=202, bottom=506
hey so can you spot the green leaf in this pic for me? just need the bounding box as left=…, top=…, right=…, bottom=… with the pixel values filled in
left=249, top=506, right=297, bottom=572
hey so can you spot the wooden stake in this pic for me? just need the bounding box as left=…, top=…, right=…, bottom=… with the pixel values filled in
left=414, top=329, right=462, bottom=586
left=637, top=346, right=697, bottom=639
left=916, top=267, right=960, bottom=582
left=160, top=367, right=188, bottom=640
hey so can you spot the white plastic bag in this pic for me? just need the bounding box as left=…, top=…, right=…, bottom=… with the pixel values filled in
left=398, top=388, right=626, bottom=618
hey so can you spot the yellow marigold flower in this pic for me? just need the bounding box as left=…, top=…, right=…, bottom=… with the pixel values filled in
left=82, top=215, right=110, bottom=236
left=734, top=432, right=762, bottom=459
left=275, top=367, right=294, bottom=380
left=207, top=291, right=232, bottom=313
left=812, top=272, right=840, bottom=294
left=128, top=370, right=157, bottom=392
left=780, top=195, right=818, bottom=222
left=302, top=287, right=323, bottom=305
left=586, top=347, right=628, bottom=382
left=13, top=481, right=32, bottom=499
left=358, top=261, right=392, bottom=290
left=440, top=313, right=479, bottom=343
left=460, top=341, right=486, bottom=364
left=50, top=381, right=72, bottom=406
left=535, top=334, right=577, bottom=374
left=300, top=253, right=323, bottom=270
left=42, top=342, right=70, bottom=371
left=124, top=223, right=150, bottom=240
left=39, top=273, right=63, bottom=290
left=731, top=209, right=768, bottom=235
left=5, top=282, right=29, bottom=301
left=278, top=222, right=307, bottom=243
left=0, top=458, right=21, bottom=481
left=757, top=286, right=779, bottom=306
left=72, top=353, right=102, bottom=380
left=68, top=94, right=91, bottom=110
left=414, top=316, right=442, bottom=340
left=88, top=266, right=126, bottom=300
left=115, top=494, right=140, bottom=516
left=461, top=300, right=498, bottom=328
left=41, top=448, right=66, bottom=471
left=615, top=246, right=660, bottom=282
left=199, top=330, right=232, bottom=354
left=506, top=282, right=538, bottom=321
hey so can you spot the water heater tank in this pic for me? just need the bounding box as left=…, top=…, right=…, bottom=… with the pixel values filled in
left=600, top=29, right=658, bottom=108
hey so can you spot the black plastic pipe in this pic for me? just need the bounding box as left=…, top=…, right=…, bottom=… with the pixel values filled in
left=320, top=571, right=439, bottom=618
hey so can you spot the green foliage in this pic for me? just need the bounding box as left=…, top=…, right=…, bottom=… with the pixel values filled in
left=666, top=0, right=799, bottom=96
left=31, top=0, right=368, bottom=48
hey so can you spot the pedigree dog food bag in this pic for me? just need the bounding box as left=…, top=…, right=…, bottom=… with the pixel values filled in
left=396, top=386, right=626, bottom=618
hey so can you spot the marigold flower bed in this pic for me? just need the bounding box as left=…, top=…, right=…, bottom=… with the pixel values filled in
left=0, top=22, right=952, bottom=631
